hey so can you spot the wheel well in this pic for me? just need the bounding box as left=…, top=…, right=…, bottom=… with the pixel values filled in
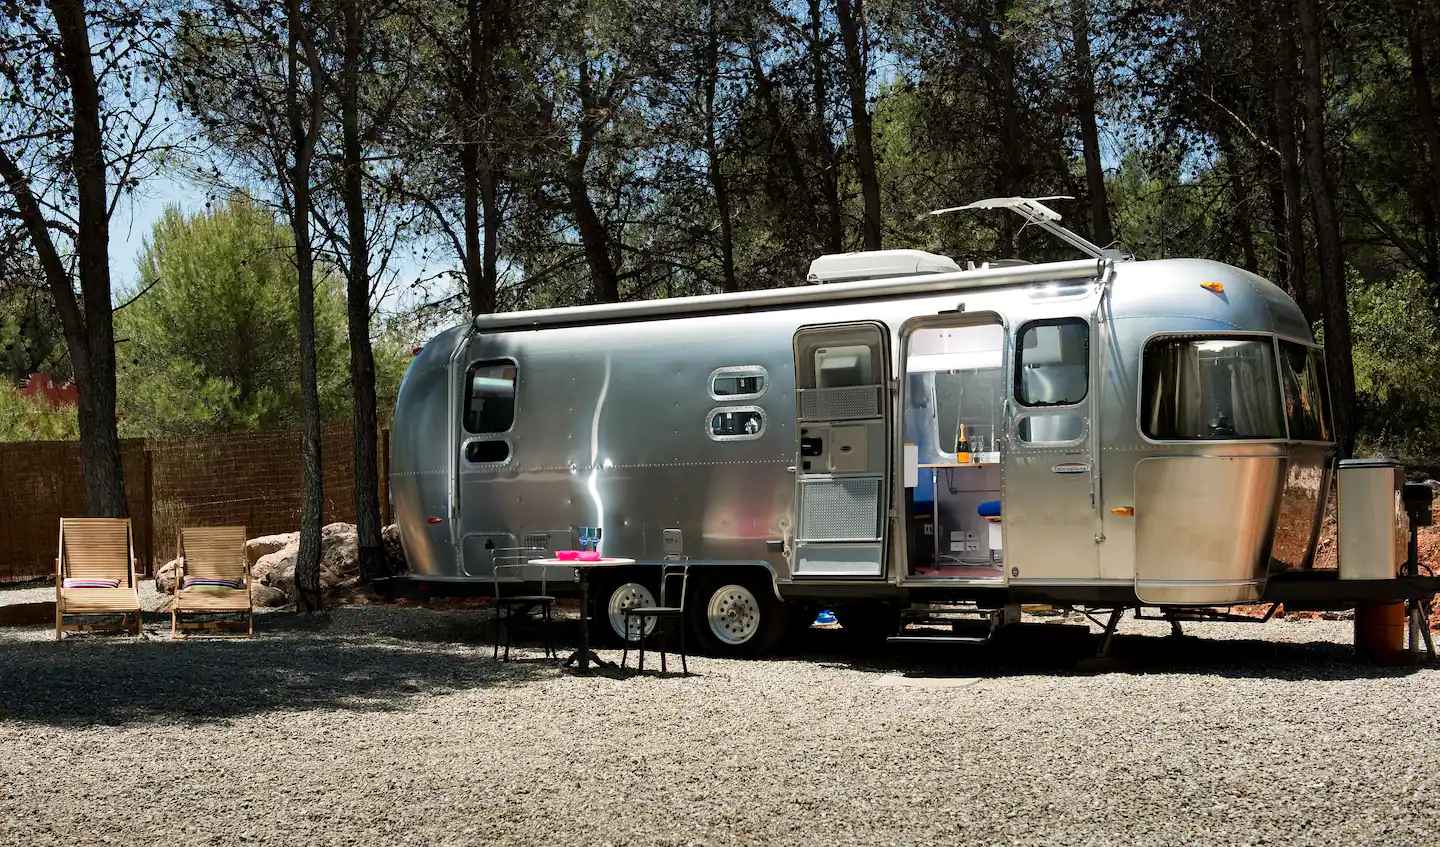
left=684, top=563, right=780, bottom=599
left=592, top=561, right=781, bottom=600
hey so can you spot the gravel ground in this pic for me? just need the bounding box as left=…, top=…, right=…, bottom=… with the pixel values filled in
left=2, top=579, right=177, bottom=613
left=2, top=585, right=1438, bottom=846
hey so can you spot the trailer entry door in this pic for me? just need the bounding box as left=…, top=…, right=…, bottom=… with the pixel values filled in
left=790, top=322, right=891, bottom=578
left=1002, top=316, right=1100, bottom=581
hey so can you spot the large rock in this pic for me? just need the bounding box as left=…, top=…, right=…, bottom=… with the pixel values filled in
left=155, top=558, right=180, bottom=594
left=382, top=524, right=407, bottom=574
left=252, top=545, right=294, bottom=589
left=251, top=584, right=289, bottom=608
left=253, top=522, right=376, bottom=606
left=319, top=522, right=359, bottom=588
left=246, top=533, right=297, bottom=565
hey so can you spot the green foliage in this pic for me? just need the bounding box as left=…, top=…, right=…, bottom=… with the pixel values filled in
left=371, top=320, right=417, bottom=424
left=114, top=195, right=351, bottom=436
left=1107, top=152, right=1217, bottom=261
left=0, top=389, right=79, bottom=441
left=0, top=249, right=68, bottom=386
left=1349, top=270, right=1440, bottom=461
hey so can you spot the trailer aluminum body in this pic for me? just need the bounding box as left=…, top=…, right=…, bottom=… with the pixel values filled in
left=387, top=228, right=1438, bottom=655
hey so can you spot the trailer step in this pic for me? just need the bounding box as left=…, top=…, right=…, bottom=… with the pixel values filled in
left=887, top=634, right=993, bottom=644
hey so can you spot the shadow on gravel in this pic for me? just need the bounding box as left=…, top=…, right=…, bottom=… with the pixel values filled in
left=0, top=609, right=554, bottom=729
left=788, top=624, right=1433, bottom=682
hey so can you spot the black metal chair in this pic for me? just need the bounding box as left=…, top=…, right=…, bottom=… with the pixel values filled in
left=491, top=547, right=556, bottom=662
left=621, top=557, right=689, bottom=676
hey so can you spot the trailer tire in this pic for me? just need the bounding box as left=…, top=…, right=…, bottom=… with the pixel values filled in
left=589, top=573, right=659, bottom=647
left=689, top=572, right=788, bottom=657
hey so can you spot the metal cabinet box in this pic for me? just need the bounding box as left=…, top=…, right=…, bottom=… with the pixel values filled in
left=1337, top=458, right=1405, bottom=580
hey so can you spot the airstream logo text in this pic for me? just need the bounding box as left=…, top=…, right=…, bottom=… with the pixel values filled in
left=1051, top=462, right=1089, bottom=475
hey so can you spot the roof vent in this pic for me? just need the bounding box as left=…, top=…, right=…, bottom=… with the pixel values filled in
left=806, top=249, right=961, bottom=284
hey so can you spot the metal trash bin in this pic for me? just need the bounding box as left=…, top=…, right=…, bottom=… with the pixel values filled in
left=1337, top=458, right=1406, bottom=580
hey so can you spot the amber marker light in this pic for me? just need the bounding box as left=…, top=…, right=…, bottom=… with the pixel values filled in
left=1110, top=507, right=1135, bottom=516
left=1200, top=281, right=1224, bottom=293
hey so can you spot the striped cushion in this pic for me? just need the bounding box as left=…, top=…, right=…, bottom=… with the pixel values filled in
left=181, top=576, right=244, bottom=590
left=63, top=577, right=121, bottom=589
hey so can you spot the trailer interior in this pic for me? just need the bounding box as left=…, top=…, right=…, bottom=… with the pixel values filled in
left=902, top=319, right=1005, bottom=581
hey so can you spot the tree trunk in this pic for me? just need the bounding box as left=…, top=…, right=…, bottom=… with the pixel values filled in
left=703, top=10, right=738, bottom=293
left=49, top=0, right=128, bottom=517
left=1273, top=7, right=1309, bottom=315
left=809, top=0, right=844, bottom=252
left=289, top=0, right=323, bottom=613
left=566, top=163, right=619, bottom=303
left=747, top=37, right=822, bottom=247
left=1217, top=129, right=1258, bottom=273
left=835, top=0, right=881, bottom=250
left=460, top=0, right=501, bottom=315
left=982, top=1, right=1021, bottom=258
left=1297, top=0, right=1356, bottom=456
left=1266, top=144, right=1290, bottom=291
left=481, top=163, right=500, bottom=309
left=340, top=0, right=387, bottom=583
left=1409, top=19, right=1440, bottom=287
left=1072, top=0, right=1112, bottom=247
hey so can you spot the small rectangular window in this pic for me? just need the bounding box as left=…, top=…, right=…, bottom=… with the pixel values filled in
left=464, top=360, right=516, bottom=434
left=1018, top=412, right=1086, bottom=444
left=710, top=366, right=768, bottom=400
left=1141, top=336, right=1285, bottom=440
left=815, top=345, right=875, bottom=388
left=465, top=439, right=511, bottom=464
left=1015, top=319, right=1089, bottom=407
left=708, top=407, right=765, bottom=441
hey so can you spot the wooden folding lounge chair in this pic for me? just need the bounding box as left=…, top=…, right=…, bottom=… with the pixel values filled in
left=55, top=517, right=144, bottom=639
left=172, top=526, right=253, bottom=639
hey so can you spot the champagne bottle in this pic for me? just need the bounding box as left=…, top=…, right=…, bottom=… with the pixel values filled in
left=954, top=422, right=971, bottom=464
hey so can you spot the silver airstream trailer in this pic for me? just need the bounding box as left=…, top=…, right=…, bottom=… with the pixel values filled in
left=387, top=198, right=1439, bottom=657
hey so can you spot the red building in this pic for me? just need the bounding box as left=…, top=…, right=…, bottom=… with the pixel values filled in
left=19, top=373, right=79, bottom=407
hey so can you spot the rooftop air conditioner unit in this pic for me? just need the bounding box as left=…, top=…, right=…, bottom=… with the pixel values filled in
left=806, top=249, right=962, bottom=284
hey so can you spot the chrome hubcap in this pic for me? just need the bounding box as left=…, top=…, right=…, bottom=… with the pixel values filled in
left=607, top=582, right=656, bottom=641
left=706, top=584, right=760, bottom=645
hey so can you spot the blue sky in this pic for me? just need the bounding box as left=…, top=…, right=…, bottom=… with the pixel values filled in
left=108, top=170, right=441, bottom=316
left=108, top=173, right=206, bottom=293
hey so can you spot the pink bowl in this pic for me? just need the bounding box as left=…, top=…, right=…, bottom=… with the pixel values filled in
left=577, top=551, right=600, bottom=561
left=555, top=550, right=580, bottom=561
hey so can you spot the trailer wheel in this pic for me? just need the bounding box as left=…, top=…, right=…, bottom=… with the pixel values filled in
left=689, top=573, right=787, bottom=657
left=591, top=577, right=658, bottom=646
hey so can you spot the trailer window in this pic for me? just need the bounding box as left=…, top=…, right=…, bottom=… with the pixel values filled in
left=1278, top=342, right=1331, bottom=442
left=815, top=345, right=875, bottom=388
left=1141, top=337, right=1285, bottom=440
left=710, top=366, right=767, bottom=400
left=1015, top=319, right=1089, bottom=407
left=903, top=323, right=1005, bottom=460
left=1018, top=412, right=1086, bottom=444
left=708, top=407, right=765, bottom=441
left=464, top=361, right=516, bottom=434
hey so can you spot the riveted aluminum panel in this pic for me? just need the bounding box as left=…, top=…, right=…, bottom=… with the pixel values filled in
left=1134, top=455, right=1285, bottom=603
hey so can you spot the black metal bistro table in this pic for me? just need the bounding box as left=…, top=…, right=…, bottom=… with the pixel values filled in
left=528, top=557, right=634, bottom=673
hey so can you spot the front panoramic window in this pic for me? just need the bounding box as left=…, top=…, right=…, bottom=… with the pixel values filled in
left=1015, top=318, right=1089, bottom=407
left=464, top=361, right=516, bottom=434
left=1141, top=336, right=1285, bottom=440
